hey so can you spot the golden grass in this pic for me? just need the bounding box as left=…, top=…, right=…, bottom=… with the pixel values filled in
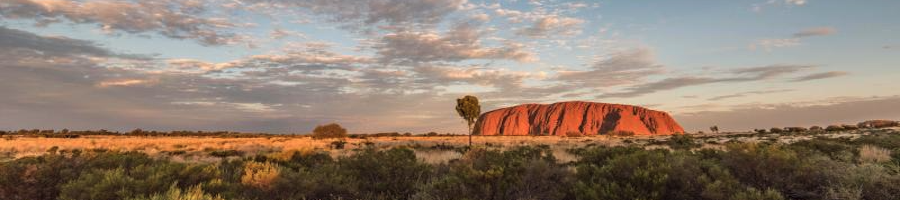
left=859, top=145, right=892, bottom=163
left=1, top=131, right=891, bottom=163
left=241, top=161, right=281, bottom=190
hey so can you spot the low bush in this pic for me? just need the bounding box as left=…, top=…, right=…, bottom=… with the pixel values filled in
left=667, top=134, right=701, bottom=150
left=311, top=123, right=348, bottom=139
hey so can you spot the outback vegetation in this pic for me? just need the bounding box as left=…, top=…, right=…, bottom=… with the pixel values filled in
left=2, top=125, right=899, bottom=200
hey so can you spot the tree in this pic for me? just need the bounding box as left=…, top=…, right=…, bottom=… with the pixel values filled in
left=456, top=95, right=481, bottom=147
left=710, top=126, right=719, bottom=134
left=311, top=123, right=348, bottom=139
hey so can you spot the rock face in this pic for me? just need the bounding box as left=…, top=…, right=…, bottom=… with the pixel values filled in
left=474, top=101, right=684, bottom=136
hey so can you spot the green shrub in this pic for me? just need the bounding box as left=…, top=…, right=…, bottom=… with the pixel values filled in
left=668, top=134, right=701, bottom=150
left=342, top=148, right=432, bottom=198
left=415, top=146, right=572, bottom=200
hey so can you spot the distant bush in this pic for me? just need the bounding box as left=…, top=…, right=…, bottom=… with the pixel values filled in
left=311, top=123, right=348, bottom=139
left=608, top=130, right=635, bottom=137
left=809, top=126, right=823, bottom=132
left=783, top=127, right=808, bottom=133
left=769, top=127, right=783, bottom=133
left=826, top=125, right=845, bottom=132
left=858, top=120, right=900, bottom=129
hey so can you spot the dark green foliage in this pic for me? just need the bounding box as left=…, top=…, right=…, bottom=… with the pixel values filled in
left=342, top=148, right=432, bottom=198
left=208, top=150, right=244, bottom=158
left=825, top=125, right=845, bottom=132
left=311, top=123, right=348, bottom=139
left=456, top=95, right=480, bottom=146
left=769, top=127, right=784, bottom=133
left=455, top=96, right=481, bottom=131
left=415, top=146, right=572, bottom=200
left=668, top=134, right=701, bottom=150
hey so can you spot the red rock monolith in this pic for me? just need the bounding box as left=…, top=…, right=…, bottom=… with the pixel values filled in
left=474, top=101, right=684, bottom=136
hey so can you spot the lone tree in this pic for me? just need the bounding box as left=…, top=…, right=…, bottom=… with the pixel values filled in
left=311, top=123, right=348, bottom=139
left=456, top=95, right=481, bottom=147
left=710, top=126, right=719, bottom=134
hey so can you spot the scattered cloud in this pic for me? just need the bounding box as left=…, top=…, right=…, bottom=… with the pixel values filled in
left=374, top=22, right=535, bottom=64
left=556, top=48, right=664, bottom=87
left=753, top=0, right=809, bottom=12
left=793, top=27, right=836, bottom=38
left=97, top=79, right=152, bottom=87
left=0, top=26, right=139, bottom=59
left=707, top=89, right=794, bottom=101
left=785, top=0, right=808, bottom=6
left=246, top=0, right=467, bottom=31
left=791, top=71, right=850, bottom=82
left=750, top=27, right=836, bottom=51
left=750, top=38, right=801, bottom=50
left=516, top=15, right=584, bottom=38
left=0, top=0, right=241, bottom=46
left=598, top=65, right=814, bottom=98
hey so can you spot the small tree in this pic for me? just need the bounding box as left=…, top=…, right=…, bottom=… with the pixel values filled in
left=311, top=123, right=348, bottom=139
left=456, top=95, right=481, bottom=147
left=710, top=126, right=719, bottom=134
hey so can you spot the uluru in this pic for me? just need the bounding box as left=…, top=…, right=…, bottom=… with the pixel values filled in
left=474, top=101, right=684, bottom=136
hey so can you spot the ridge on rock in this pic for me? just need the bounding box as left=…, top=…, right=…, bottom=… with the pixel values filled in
left=473, top=101, right=685, bottom=136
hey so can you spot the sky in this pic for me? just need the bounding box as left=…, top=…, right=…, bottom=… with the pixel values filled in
left=1, top=0, right=898, bottom=133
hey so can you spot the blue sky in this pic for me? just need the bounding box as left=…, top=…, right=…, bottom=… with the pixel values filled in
left=1, top=0, right=898, bottom=133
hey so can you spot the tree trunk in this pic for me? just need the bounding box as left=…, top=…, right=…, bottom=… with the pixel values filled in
left=468, top=123, right=473, bottom=147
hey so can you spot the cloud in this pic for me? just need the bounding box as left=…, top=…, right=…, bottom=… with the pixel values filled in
left=753, top=0, right=809, bottom=11
left=707, top=89, right=794, bottom=101
left=0, top=28, right=525, bottom=133
left=374, top=22, right=535, bottom=64
left=785, top=0, right=808, bottom=6
left=791, top=71, right=850, bottom=82
left=793, top=27, right=836, bottom=38
left=0, top=0, right=240, bottom=46
left=556, top=48, right=665, bottom=87
left=750, top=27, right=836, bottom=50
left=676, top=96, right=900, bottom=132
left=598, top=77, right=720, bottom=98
left=598, top=65, right=814, bottom=98
left=97, top=79, right=152, bottom=87
left=0, top=26, right=138, bottom=58
left=516, top=15, right=584, bottom=38
left=729, top=64, right=814, bottom=80
left=247, top=0, right=466, bottom=31
left=750, top=38, right=800, bottom=51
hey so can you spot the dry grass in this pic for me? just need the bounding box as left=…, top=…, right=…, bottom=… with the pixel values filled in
left=859, top=145, right=892, bottom=163
left=1, top=131, right=892, bottom=163
left=241, top=161, right=281, bottom=190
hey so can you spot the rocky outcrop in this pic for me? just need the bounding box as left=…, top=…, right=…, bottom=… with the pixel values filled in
left=473, top=101, right=684, bottom=136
